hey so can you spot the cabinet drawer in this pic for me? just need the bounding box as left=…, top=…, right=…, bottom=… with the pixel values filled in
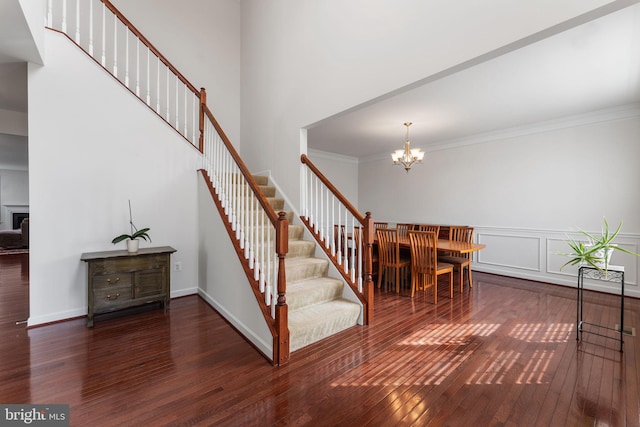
left=92, top=273, right=133, bottom=289
left=93, top=285, right=133, bottom=311
left=90, top=255, right=168, bottom=275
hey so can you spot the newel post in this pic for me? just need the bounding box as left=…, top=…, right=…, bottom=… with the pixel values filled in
left=274, top=211, right=290, bottom=365
left=198, top=87, right=206, bottom=153
left=363, top=212, right=374, bottom=324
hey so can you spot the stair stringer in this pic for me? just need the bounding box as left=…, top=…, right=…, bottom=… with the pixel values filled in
left=197, top=172, right=275, bottom=361
left=256, top=171, right=365, bottom=326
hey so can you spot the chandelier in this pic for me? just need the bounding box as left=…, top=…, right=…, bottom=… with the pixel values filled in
left=391, top=122, right=424, bottom=173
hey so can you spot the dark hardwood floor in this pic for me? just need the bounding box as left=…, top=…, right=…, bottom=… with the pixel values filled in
left=1, top=252, right=638, bottom=426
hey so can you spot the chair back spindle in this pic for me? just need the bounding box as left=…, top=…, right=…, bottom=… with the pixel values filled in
left=417, top=224, right=440, bottom=236
left=396, top=223, right=414, bottom=237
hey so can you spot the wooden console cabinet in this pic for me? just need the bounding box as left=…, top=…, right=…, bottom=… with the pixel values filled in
left=81, top=246, right=176, bottom=327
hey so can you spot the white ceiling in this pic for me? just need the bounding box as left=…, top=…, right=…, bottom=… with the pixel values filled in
left=308, top=4, right=640, bottom=159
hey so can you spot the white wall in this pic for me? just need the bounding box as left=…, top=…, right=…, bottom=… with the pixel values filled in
left=197, top=175, right=273, bottom=360
left=359, top=110, right=640, bottom=295
left=27, top=31, right=202, bottom=325
left=240, top=0, right=620, bottom=211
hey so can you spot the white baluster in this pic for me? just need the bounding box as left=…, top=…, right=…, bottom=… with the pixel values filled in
left=268, top=229, right=273, bottom=303
left=319, top=185, right=324, bottom=243
left=183, top=85, right=187, bottom=135
left=331, top=195, right=335, bottom=256
left=156, top=56, right=161, bottom=113
left=219, top=149, right=227, bottom=207
left=134, top=39, right=140, bottom=96
left=307, top=169, right=312, bottom=225
left=124, top=30, right=129, bottom=87
left=325, top=183, right=330, bottom=247
left=344, top=210, right=349, bottom=273
left=260, top=214, right=265, bottom=292
left=175, top=78, right=179, bottom=129
left=61, top=0, right=67, bottom=33
left=166, top=66, right=170, bottom=121
left=313, top=176, right=318, bottom=233
left=146, top=48, right=151, bottom=105
left=350, top=218, right=355, bottom=281
left=113, top=15, right=117, bottom=77
left=230, top=168, right=236, bottom=232
left=245, top=189, right=251, bottom=260
left=301, top=167, right=306, bottom=220
left=47, top=0, right=52, bottom=27
left=192, top=95, right=197, bottom=144
left=101, top=3, right=105, bottom=66
left=75, top=0, right=80, bottom=43
left=88, top=0, right=94, bottom=56
left=251, top=194, right=257, bottom=274
left=336, top=203, right=342, bottom=265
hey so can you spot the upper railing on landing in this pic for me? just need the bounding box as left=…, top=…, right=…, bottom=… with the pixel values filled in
left=45, top=0, right=201, bottom=148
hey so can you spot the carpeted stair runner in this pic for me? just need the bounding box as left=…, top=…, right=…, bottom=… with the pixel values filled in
left=253, top=175, right=361, bottom=352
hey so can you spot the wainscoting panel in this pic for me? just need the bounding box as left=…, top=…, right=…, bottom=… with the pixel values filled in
left=476, top=233, right=540, bottom=271
left=472, top=227, right=640, bottom=298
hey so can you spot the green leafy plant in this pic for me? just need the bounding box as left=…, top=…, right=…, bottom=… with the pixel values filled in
left=111, top=200, right=151, bottom=244
left=560, top=217, right=638, bottom=272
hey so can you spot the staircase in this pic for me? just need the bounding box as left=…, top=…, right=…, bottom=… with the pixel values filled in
left=255, top=175, right=361, bottom=352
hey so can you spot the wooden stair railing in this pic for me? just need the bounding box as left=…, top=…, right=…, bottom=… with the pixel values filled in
left=46, top=0, right=290, bottom=365
left=46, top=0, right=201, bottom=147
left=201, top=103, right=290, bottom=366
left=300, top=154, right=374, bottom=324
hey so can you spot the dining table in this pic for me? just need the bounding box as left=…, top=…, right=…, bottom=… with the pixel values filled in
left=393, top=236, right=486, bottom=254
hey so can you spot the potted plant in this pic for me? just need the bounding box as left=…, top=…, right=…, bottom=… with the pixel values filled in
left=560, top=217, right=638, bottom=272
left=111, top=200, right=151, bottom=253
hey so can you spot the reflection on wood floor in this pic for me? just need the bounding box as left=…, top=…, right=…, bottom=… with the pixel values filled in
left=1, top=252, right=637, bottom=426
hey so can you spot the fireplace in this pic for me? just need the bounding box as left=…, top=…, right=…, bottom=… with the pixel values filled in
left=12, top=212, right=29, bottom=230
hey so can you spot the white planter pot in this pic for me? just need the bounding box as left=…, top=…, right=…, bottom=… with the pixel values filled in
left=585, top=245, right=616, bottom=269
left=127, top=239, right=139, bottom=253
left=593, top=245, right=615, bottom=269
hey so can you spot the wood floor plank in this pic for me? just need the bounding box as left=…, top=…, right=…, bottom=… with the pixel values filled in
left=1, top=254, right=639, bottom=426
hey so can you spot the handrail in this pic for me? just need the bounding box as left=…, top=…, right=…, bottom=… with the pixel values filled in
left=100, top=0, right=199, bottom=97
left=301, top=154, right=364, bottom=222
left=300, top=154, right=374, bottom=324
left=202, top=105, right=279, bottom=227
left=202, top=105, right=289, bottom=365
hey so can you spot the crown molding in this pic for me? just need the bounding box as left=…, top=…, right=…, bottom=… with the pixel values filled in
left=360, top=103, right=640, bottom=163
left=307, top=148, right=359, bottom=165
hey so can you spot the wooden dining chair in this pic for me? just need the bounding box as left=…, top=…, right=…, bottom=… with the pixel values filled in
left=417, top=224, right=440, bottom=236
left=376, top=228, right=410, bottom=293
left=439, top=226, right=474, bottom=292
left=374, top=222, right=389, bottom=230
left=396, top=223, right=414, bottom=237
left=408, top=231, right=453, bottom=302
